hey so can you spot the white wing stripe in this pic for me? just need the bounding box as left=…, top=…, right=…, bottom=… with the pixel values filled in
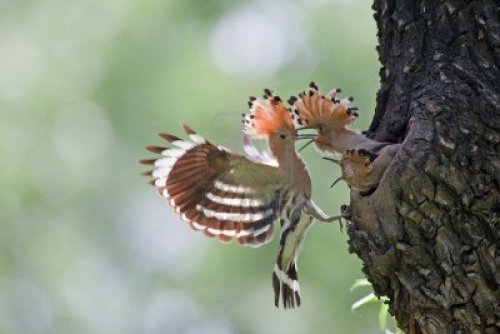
left=191, top=221, right=206, bottom=230
left=189, top=134, right=206, bottom=144
left=205, top=226, right=270, bottom=238
left=206, top=192, right=263, bottom=207
left=236, top=229, right=252, bottom=237
left=152, top=167, right=171, bottom=178
left=161, top=148, right=185, bottom=158
left=154, top=157, right=177, bottom=168
left=171, top=140, right=195, bottom=150
left=207, top=227, right=222, bottom=235
left=155, top=178, right=166, bottom=187
left=252, top=224, right=271, bottom=237
left=213, top=180, right=252, bottom=194
left=222, top=230, right=236, bottom=237
left=195, top=205, right=273, bottom=222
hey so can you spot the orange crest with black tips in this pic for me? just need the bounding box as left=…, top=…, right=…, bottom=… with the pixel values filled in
left=289, top=82, right=358, bottom=129
left=242, top=89, right=296, bottom=138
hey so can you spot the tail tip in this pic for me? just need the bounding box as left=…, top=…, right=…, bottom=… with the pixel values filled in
left=272, top=264, right=301, bottom=309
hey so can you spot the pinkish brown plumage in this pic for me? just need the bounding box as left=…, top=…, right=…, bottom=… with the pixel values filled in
left=291, top=82, right=400, bottom=193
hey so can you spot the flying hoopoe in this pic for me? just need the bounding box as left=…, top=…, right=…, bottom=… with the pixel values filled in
left=289, top=82, right=400, bottom=194
left=141, top=89, right=342, bottom=309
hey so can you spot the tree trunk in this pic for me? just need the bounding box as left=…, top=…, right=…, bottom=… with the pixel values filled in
left=347, top=1, right=500, bottom=333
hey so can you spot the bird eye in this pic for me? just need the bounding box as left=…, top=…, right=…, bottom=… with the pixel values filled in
left=280, top=134, right=286, bottom=139
left=318, top=125, right=324, bottom=132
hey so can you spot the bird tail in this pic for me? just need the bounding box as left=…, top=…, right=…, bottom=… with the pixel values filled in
left=272, top=213, right=314, bottom=308
left=272, top=259, right=301, bottom=308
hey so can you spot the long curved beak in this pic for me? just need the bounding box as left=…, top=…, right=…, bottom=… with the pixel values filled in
left=322, top=157, right=340, bottom=165
left=296, top=126, right=314, bottom=131
left=295, top=134, right=317, bottom=141
left=330, top=177, right=342, bottom=188
left=298, top=139, right=315, bottom=152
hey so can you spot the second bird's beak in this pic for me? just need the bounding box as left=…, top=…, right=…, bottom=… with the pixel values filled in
left=330, top=177, right=342, bottom=188
left=295, top=134, right=317, bottom=141
left=294, top=133, right=317, bottom=152
left=297, top=139, right=315, bottom=152
left=296, top=126, right=314, bottom=131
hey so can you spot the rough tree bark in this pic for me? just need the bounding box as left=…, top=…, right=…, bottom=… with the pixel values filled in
left=347, top=1, right=499, bottom=333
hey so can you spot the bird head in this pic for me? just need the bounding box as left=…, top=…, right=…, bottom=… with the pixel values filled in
left=290, top=82, right=359, bottom=153
left=242, top=89, right=314, bottom=156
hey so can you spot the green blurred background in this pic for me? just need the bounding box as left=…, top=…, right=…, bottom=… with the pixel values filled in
left=0, top=0, right=383, bottom=333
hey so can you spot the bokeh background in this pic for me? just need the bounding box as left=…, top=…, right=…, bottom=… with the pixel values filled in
left=0, top=0, right=384, bottom=333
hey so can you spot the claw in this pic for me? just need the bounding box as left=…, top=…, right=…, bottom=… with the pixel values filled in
left=322, top=213, right=348, bottom=223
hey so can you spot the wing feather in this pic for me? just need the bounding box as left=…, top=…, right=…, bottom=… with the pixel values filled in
left=143, top=125, right=289, bottom=246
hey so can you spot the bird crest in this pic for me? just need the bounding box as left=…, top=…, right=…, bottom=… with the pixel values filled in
left=242, top=89, right=296, bottom=138
left=289, top=82, right=359, bottom=129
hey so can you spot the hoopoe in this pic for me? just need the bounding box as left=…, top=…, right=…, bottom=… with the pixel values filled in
left=289, top=82, right=400, bottom=194
left=141, top=89, right=342, bottom=309
left=334, top=147, right=400, bottom=194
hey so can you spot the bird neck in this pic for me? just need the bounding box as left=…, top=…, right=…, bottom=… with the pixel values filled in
left=269, top=141, right=312, bottom=199
left=326, top=126, right=376, bottom=153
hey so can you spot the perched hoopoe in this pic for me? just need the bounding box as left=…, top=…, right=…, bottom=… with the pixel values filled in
left=141, top=89, right=342, bottom=309
left=289, top=82, right=400, bottom=194
left=333, top=147, right=399, bottom=194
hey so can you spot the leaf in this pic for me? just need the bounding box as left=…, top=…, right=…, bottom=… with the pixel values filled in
left=350, top=278, right=372, bottom=291
left=351, top=292, right=377, bottom=311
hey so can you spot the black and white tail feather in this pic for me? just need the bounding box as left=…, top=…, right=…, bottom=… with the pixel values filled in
left=272, top=197, right=316, bottom=308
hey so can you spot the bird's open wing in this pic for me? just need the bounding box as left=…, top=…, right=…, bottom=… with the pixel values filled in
left=242, top=134, right=278, bottom=167
left=142, top=125, right=289, bottom=247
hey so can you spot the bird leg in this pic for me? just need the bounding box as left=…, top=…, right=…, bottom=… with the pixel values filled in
left=305, top=201, right=349, bottom=224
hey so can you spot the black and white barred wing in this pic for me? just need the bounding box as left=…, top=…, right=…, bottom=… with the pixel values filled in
left=141, top=125, right=289, bottom=247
